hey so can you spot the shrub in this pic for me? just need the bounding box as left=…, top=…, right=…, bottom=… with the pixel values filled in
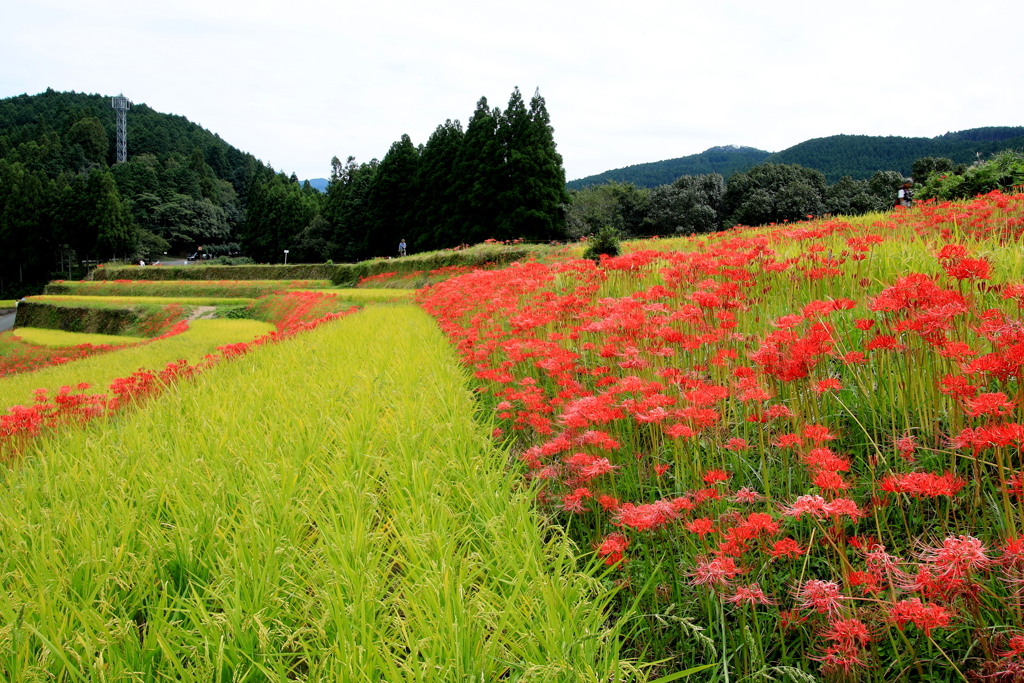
left=582, top=226, right=621, bottom=260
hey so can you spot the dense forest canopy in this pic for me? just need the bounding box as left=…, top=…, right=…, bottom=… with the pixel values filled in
left=0, top=89, right=275, bottom=296
left=569, top=127, right=1024, bottom=188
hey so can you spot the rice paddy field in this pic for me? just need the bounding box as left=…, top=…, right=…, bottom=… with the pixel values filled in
left=5, top=191, right=1024, bottom=681
left=11, top=328, right=141, bottom=347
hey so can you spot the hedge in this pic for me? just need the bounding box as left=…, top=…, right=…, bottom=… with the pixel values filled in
left=89, top=244, right=553, bottom=287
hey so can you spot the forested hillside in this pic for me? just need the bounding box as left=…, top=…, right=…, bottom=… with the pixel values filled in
left=764, top=127, right=1024, bottom=182
left=566, top=145, right=769, bottom=190
left=0, top=89, right=275, bottom=295
left=570, top=127, right=1024, bottom=188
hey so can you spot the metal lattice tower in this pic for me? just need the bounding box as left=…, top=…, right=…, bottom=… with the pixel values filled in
left=111, top=94, right=130, bottom=163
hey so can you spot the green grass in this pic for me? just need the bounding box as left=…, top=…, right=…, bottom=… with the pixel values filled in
left=0, top=299, right=17, bottom=309
left=11, top=327, right=141, bottom=347
left=25, top=295, right=254, bottom=307
left=0, top=305, right=638, bottom=681
left=0, top=319, right=274, bottom=410
left=296, top=288, right=415, bottom=302
left=44, top=280, right=332, bottom=298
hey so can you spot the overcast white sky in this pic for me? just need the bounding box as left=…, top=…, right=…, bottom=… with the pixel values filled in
left=3, top=0, right=1021, bottom=182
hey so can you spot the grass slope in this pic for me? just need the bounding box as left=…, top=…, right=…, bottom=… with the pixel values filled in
left=11, top=328, right=141, bottom=347
left=0, top=305, right=635, bottom=681
left=0, top=319, right=274, bottom=410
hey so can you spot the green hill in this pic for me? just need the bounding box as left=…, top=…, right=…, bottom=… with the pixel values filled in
left=570, top=127, right=1024, bottom=188
left=566, top=145, right=770, bottom=189
left=764, top=128, right=1024, bottom=182
left=0, top=88, right=265, bottom=193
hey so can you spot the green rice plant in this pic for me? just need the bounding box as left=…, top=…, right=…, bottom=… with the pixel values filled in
left=0, top=300, right=17, bottom=308
left=11, top=327, right=140, bottom=347
left=0, top=319, right=274, bottom=411
left=0, top=305, right=640, bottom=681
left=294, top=288, right=415, bottom=302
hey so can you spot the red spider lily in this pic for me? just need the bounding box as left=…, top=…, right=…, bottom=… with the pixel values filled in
left=796, top=579, right=847, bottom=616
left=879, top=471, right=966, bottom=498
left=769, top=538, right=805, bottom=560
left=702, top=468, right=731, bottom=484
left=690, top=555, right=742, bottom=587
left=684, top=518, right=716, bottom=538
left=725, top=583, right=774, bottom=606
left=733, top=487, right=762, bottom=504
left=919, top=534, right=993, bottom=580
left=562, top=487, right=593, bottom=513
left=724, top=437, right=750, bottom=451
left=963, top=391, right=1016, bottom=417
left=999, top=634, right=1024, bottom=659
left=821, top=617, right=872, bottom=650
left=894, top=434, right=919, bottom=461
left=614, top=499, right=679, bottom=531
left=803, top=424, right=837, bottom=443
left=813, top=378, right=843, bottom=395
left=781, top=495, right=829, bottom=520
left=944, top=256, right=993, bottom=281
left=813, top=646, right=866, bottom=675
left=595, top=532, right=629, bottom=565
left=887, top=598, right=952, bottom=636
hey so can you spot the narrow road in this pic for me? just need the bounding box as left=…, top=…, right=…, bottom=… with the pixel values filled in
left=0, top=311, right=15, bottom=332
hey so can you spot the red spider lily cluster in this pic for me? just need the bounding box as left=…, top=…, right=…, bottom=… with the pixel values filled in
left=0, top=319, right=190, bottom=380
left=1, top=305, right=356, bottom=459
left=419, top=191, right=1024, bottom=677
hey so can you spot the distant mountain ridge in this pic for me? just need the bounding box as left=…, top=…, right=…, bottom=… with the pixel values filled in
left=567, top=146, right=769, bottom=190
left=569, top=127, right=1024, bottom=188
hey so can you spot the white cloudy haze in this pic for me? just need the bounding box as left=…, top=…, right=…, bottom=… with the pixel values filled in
left=3, top=0, right=1021, bottom=182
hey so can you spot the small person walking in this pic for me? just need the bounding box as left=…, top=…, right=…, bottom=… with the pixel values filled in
left=896, top=181, right=913, bottom=209
left=398, top=239, right=407, bottom=257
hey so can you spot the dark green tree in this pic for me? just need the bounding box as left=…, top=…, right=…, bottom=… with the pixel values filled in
left=365, top=134, right=419, bottom=257
left=411, top=120, right=463, bottom=252
left=455, top=98, right=503, bottom=245
left=644, top=173, right=724, bottom=236
left=322, top=156, right=378, bottom=262
left=722, top=163, right=827, bottom=227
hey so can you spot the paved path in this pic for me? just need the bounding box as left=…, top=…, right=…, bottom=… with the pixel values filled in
left=0, top=311, right=15, bottom=332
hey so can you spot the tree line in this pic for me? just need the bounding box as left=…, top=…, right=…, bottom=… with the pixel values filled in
left=240, top=87, right=568, bottom=263
left=566, top=148, right=1024, bottom=240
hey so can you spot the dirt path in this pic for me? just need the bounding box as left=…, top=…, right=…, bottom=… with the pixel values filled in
left=186, top=306, right=217, bottom=321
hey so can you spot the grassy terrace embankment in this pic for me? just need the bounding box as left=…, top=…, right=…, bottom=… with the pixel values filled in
left=89, top=242, right=568, bottom=287
left=0, top=305, right=635, bottom=681
left=0, top=319, right=273, bottom=410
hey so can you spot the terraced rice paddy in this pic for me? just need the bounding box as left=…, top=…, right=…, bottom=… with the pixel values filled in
left=10, top=328, right=141, bottom=347
left=0, top=319, right=273, bottom=410
left=0, top=305, right=633, bottom=681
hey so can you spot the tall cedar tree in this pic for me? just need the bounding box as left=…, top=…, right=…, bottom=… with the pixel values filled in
left=411, top=120, right=464, bottom=252
left=241, top=172, right=319, bottom=262
left=322, top=156, right=378, bottom=262
left=365, top=134, right=419, bottom=257
left=455, top=98, right=503, bottom=246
